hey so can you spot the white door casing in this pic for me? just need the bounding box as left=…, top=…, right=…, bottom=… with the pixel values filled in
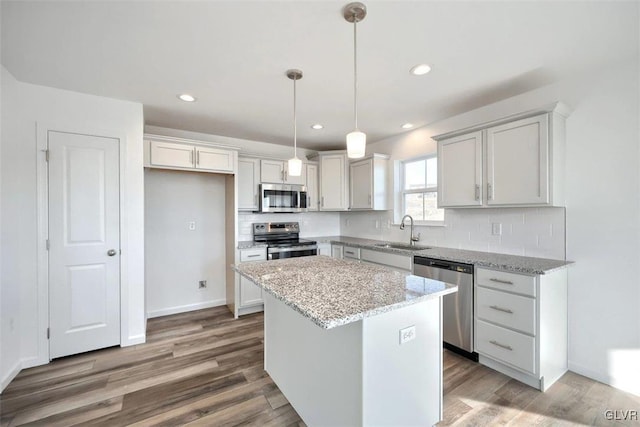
left=48, top=131, right=121, bottom=359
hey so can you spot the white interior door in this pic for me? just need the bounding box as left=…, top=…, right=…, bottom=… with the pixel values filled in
left=49, top=131, right=121, bottom=359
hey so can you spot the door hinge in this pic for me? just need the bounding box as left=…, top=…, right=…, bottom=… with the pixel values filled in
left=47, top=328, right=50, bottom=339
left=46, top=239, right=50, bottom=250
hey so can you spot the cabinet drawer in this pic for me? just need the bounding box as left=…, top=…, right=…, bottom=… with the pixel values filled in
left=477, top=287, right=536, bottom=335
left=240, top=248, right=266, bottom=262
left=343, top=246, right=361, bottom=259
left=476, top=268, right=536, bottom=297
left=360, top=249, right=412, bottom=271
left=476, top=320, right=536, bottom=374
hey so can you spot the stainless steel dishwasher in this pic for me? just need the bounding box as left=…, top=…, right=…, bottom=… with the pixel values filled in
left=413, top=257, right=478, bottom=361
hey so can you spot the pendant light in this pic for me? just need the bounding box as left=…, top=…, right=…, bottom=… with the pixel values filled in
left=344, top=2, right=367, bottom=159
left=286, top=69, right=303, bottom=177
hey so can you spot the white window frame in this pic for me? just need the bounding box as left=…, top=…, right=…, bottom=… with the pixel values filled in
left=399, top=154, right=445, bottom=226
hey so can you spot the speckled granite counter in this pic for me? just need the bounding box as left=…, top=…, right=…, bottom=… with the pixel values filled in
left=311, top=235, right=571, bottom=275
left=237, top=240, right=268, bottom=250
left=233, top=255, right=457, bottom=329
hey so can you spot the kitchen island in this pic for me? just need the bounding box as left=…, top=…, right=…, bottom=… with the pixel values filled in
left=233, top=255, right=457, bottom=427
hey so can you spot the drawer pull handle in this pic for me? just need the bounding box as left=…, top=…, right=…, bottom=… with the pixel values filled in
left=489, top=305, right=513, bottom=314
left=489, top=340, right=513, bottom=351
left=345, top=251, right=355, bottom=255
left=489, top=278, right=514, bottom=285
left=246, top=254, right=262, bottom=258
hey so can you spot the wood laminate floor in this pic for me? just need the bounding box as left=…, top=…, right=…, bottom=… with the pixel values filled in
left=1, top=307, right=639, bottom=426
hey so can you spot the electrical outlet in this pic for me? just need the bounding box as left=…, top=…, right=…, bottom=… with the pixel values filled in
left=199, top=280, right=207, bottom=288
left=188, top=221, right=196, bottom=231
left=491, top=223, right=502, bottom=236
left=399, top=325, right=416, bottom=344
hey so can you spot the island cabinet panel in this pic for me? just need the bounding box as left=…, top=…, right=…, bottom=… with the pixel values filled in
left=263, top=292, right=442, bottom=427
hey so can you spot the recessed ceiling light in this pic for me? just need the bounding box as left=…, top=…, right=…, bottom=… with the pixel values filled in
left=311, top=124, right=324, bottom=130
left=401, top=123, right=414, bottom=129
left=410, top=64, right=431, bottom=76
left=178, top=94, right=196, bottom=102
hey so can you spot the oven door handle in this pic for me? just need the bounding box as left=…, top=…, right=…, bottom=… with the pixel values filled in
left=267, top=245, right=318, bottom=254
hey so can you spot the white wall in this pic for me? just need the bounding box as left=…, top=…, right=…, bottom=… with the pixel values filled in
left=238, top=212, right=341, bottom=241
left=354, top=60, right=640, bottom=396
left=145, top=169, right=228, bottom=317
left=0, top=66, right=145, bottom=389
left=0, top=67, right=24, bottom=391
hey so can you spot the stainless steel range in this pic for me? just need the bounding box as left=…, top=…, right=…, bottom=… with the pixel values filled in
left=253, top=222, right=317, bottom=260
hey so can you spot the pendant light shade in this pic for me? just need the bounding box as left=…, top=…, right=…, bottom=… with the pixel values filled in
left=344, top=2, right=367, bottom=159
left=286, top=69, right=303, bottom=177
left=288, top=157, right=302, bottom=176
left=346, top=130, right=366, bottom=159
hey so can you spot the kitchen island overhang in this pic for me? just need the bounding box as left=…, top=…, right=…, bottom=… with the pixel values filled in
left=232, top=255, right=457, bottom=426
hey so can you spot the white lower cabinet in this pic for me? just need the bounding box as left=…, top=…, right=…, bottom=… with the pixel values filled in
left=474, top=266, right=568, bottom=391
left=331, top=245, right=344, bottom=259
left=360, top=249, right=412, bottom=272
left=236, top=247, right=267, bottom=316
left=317, top=243, right=331, bottom=256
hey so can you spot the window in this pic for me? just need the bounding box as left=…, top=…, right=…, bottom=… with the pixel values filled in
left=401, top=156, right=444, bottom=223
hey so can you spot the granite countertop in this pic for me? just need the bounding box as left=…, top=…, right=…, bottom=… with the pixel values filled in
left=309, top=236, right=571, bottom=275
left=238, top=240, right=268, bottom=250
left=233, top=256, right=457, bottom=329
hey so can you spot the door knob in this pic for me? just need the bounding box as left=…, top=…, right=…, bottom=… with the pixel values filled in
left=107, top=249, right=117, bottom=256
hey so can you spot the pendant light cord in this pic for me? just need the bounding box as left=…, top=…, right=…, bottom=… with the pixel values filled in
left=293, top=75, right=297, bottom=158
left=353, top=15, right=358, bottom=130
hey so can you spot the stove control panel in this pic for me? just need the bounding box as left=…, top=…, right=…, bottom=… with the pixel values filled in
left=253, top=222, right=300, bottom=236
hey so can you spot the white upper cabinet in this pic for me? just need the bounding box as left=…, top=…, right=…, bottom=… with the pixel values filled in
left=260, top=159, right=306, bottom=185
left=438, top=131, right=483, bottom=207
left=195, top=146, right=234, bottom=173
left=145, top=137, right=237, bottom=174
left=317, top=152, right=349, bottom=211
left=149, top=141, right=195, bottom=169
left=349, top=154, right=389, bottom=210
left=486, top=115, right=548, bottom=206
left=238, top=157, right=260, bottom=211
left=306, top=162, right=319, bottom=211
left=434, top=104, right=568, bottom=208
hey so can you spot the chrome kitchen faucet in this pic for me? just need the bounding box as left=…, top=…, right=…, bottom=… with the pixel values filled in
left=399, top=215, right=421, bottom=246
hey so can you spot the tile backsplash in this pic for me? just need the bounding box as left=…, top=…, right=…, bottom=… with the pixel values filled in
left=238, top=211, right=341, bottom=241
left=340, top=207, right=566, bottom=260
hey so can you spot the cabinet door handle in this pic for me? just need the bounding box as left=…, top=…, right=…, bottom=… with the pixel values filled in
left=368, top=194, right=371, bottom=205
left=196, top=150, right=200, bottom=165
left=489, top=305, right=514, bottom=314
left=489, top=340, right=513, bottom=351
left=489, top=278, right=514, bottom=285
left=487, top=182, right=493, bottom=200
left=285, top=170, right=288, bottom=181
left=475, top=184, right=480, bottom=201
left=321, top=196, right=324, bottom=208
left=190, top=150, right=194, bottom=165
left=254, top=194, right=258, bottom=206
left=307, top=195, right=311, bottom=207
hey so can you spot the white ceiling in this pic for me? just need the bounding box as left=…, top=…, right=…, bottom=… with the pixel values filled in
left=1, top=1, right=637, bottom=150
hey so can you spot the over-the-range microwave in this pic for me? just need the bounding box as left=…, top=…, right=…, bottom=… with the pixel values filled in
left=259, top=183, right=308, bottom=213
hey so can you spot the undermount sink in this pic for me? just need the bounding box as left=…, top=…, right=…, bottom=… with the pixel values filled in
left=374, top=243, right=432, bottom=251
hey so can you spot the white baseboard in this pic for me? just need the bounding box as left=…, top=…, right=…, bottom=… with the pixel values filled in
left=146, top=299, right=227, bottom=319
left=122, top=333, right=146, bottom=347
left=0, top=359, right=23, bottom=394
left=569, top=361, right=640, bottom=398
